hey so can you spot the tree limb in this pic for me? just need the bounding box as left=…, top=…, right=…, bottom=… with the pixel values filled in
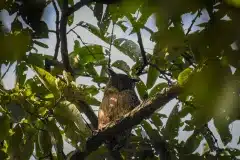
left=69, top=84, right=182, bottom=159
left=60, top=0, right=73, bottom=74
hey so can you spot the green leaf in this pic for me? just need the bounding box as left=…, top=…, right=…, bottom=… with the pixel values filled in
left=54, top=101, right=91, bottom=136
left=33, top=21, right=49, bottom=38
left=116, top=20, right=128, bottom=32
left=64, top=121, right=84, bottom=147
left=85, top=96, right=101, bottom=106
left=182, top=131, right=202, bottom=154
left=16, top=61, right=27, bottom=87
left=151, top=113, right=164, bottom=128
left=0, top=113, right=10, bottom=141
left=226, top=0, right=240, bottom=7
left=113, top=38, right=141, bottom=62
left=46, top=120, right=64, bottom=159
left=77, top=22, right=104, bottom=40
left=146, top=66, right=160, bottom=89
left=136, top=80, right=148, bottom=100
left=178, top=68, right=193, bottom=86
left=21, top=135, right=34, bottom=160
left=68, top=14, right=74, bottom=26
left=38, top=130, right=52, bottom=156
left=163, top=104, right=181, bottom=140
left=214, top=117, right=232, bottom=145
left=0, top=150, right=8, bottom=160
left=149, top=82, right=168, bottom=97
left=93, top=3, right=103, bottom=22
left=7, top=124, right=23, bottom=159
left=32, top=66, right=60, bottom=98
left=70, top=45, right=104, bottom=64
left=0, top=31, right=31, bottom=63
left=112, top=60, right=131, bottom=73
left=7, top=102, right=26, bottom=123
left=33, top=40, right=49, bottom=48
left=92, top=76, right=108, bottom=84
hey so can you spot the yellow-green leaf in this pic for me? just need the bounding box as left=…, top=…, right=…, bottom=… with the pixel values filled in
left=178, top=68, right=193, bottom=86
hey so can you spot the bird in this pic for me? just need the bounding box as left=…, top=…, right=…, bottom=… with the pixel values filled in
left=98, top=68, right=140, bottom=151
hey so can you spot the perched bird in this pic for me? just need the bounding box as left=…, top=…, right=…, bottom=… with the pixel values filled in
left=98, top=68, right=140, bottom=151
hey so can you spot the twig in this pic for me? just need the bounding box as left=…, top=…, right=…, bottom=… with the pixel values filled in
left=108, top=22, right=115, bottom=68
left=60, top=0, right=73, bottom=74
left=181, top=52, right=196, bottom=68
left=69, top=29, right=96, bottom=59
left=136, top=29, right=148, bottom=75
left=52, top=0, right=60, bottom=60
left=149, top=62, right=173, bottom=85
left=0, top=63, right=12, bottom=81
left=186, top=9, right=202, bottom=36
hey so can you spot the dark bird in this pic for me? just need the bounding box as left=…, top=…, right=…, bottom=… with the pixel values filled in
left=98, top=68, right=140, bottom=151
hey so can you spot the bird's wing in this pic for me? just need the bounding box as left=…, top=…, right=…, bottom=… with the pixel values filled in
left=98, top=91, right=119, bottom=130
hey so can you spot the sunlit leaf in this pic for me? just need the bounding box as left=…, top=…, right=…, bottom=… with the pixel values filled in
left=32, top=66, right=60, bottom=98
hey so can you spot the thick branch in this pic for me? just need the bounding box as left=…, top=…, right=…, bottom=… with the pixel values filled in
left=70, top=84, right=182, bottom=159
left=60, top=0, right=73, bottom=74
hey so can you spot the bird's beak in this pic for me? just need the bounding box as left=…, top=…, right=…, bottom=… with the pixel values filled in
left=131, top=78, right=140, bottom=83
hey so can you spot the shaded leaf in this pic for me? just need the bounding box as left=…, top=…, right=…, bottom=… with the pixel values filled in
left=136, top=80, right=148, bottom=100
left=33, top=40, right=49, bottom=48
left=38, top=130, right=52, bottom=156
left=0, top=113, right=10, bottom=141
left=112, top=60, right=131, bottom=73
left=54, top=101, right=91, bottom=135
left=146, top=66, right=160, bottom=89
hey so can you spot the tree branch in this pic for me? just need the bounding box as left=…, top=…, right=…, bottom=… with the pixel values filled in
left=136, top=29, right=148, bottom=75
left=185, top=9, right=202, bottom=36
left=52, top=0, right=60, bottom=60
left=69, top=84, right=182, bottom=159
left=60, top=0, right=73, bottom=74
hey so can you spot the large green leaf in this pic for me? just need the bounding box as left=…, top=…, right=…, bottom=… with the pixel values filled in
left=112, top=60, right=131, bottom=74
left=38, top=129, right=52, bottom=156
left=70, top=45, right=104, bottom=65
left=54, top=101, right=91, bottom=136
left=7, top=124, right=23, bottom=159
left=182, top=130, right=203, bottom=154
left=113, top=38, right=141, bottom=62
left=0, top=31, right=31, bottom=63
left=32, top=66, right=60, bottom=98
left=46, top=119, right=64, bottom=160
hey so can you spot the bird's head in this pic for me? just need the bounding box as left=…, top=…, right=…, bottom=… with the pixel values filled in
left=106, top=68, right=139, bottom=91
